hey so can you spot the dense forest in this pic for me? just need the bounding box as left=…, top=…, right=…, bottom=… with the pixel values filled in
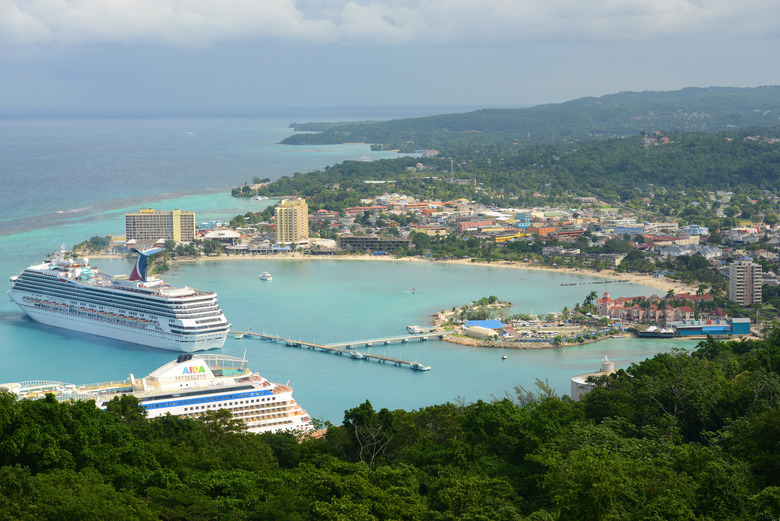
left=1, top=335, right=778, bottom=520
left=281, top=87, right=780, bottom=153
left=243, top=126, right=780, bottom=216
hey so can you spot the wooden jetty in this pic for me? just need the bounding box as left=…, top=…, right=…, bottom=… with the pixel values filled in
left=230, top=331, right=433, bottom=371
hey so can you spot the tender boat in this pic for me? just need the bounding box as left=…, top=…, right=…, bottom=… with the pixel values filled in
left=259, top=272, right=272, bottom=281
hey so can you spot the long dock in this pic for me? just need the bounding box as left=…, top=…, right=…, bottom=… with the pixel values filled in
left=328, top=333, right=444, bottom=349
left=230, top=331, right=433, bottom=370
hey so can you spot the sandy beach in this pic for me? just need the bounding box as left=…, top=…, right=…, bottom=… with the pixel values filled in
left=98, top=251, right=694, bottom=296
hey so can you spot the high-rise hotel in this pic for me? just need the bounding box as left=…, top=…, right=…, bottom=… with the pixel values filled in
left=729, top=259, right=762, bottom=306
left=125, top=209, right=196, bottom=244
left=275, top=199, right=309, bottom=244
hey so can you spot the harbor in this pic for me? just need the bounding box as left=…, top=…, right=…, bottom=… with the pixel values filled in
left=0, top=255, right=676, bottom=424
left=231, top=331, right=434, bottom=371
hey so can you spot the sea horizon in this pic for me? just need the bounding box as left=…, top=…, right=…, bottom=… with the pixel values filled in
left=0, top=104, right=533, bottom=121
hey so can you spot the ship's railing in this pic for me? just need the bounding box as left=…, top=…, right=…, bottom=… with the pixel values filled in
left=78, top=379, right=132, bottom=391
left=1, top=380, right=73, bottom=394
left=196, top=354, right=249, bottom=373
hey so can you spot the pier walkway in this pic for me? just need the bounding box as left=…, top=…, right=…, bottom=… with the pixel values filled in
left=328, top=332, right=444, bottom=349
left=230, top=331, right=433, bottom=370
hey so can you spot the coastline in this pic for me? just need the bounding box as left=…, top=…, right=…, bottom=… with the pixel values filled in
left=89, top=251, right=695, bottom=295
left=441, top=331, right=634, bottom=350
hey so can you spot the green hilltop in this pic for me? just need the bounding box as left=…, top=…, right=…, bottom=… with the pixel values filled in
left=282, top=86, right=780, bottom=153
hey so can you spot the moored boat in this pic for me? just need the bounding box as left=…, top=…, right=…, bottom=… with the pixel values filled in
left=7, top=246, right=230, bottom=352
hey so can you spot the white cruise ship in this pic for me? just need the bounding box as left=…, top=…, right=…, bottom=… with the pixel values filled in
left=7, top=247, right=230, bottom=352
left=0, top=354, right=313, bottom=434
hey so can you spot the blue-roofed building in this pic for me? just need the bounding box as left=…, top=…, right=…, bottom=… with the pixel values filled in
left=682, top=224, right=709, bottom=235
left=464, top=319, right=504, bottom=329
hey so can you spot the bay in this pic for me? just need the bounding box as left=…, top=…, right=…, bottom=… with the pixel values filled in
left=0, top=111, right=699, bottom=424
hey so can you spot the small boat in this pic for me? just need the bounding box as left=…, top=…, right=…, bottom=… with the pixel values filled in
left=235, top=333, right=245, bottom=339
left=259, top=272, right=272, bottom=281
left=410, top=362, right=431, bottom=372
left=502, top=354, right=507, bottom=360
left=351, top=352, right=366, bottom=360
left=407, top=325, right=424, bottom=334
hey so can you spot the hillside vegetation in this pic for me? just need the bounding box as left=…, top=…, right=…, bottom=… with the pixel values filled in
left=0, top=335, right=778, bottom=519
left=282, top=86, right=780, bottom=153
left=252, top=126, right=780, bottom=215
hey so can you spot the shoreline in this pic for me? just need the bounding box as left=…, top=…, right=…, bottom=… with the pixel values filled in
left=88, top=251, right=695, bottom=294
left=441, top=331, right=634, bottom=350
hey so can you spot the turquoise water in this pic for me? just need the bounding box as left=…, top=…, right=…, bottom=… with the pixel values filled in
left=0, top=113, right=701, bottom=423
left=1, top=252, right=699, bottom=423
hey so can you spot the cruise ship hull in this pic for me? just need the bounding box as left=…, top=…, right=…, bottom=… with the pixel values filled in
left=8, top=249, right=230, bottom=352
left=8, top=294, right=227, bottom=352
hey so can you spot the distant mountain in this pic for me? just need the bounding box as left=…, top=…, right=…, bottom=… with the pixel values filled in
left=281, top=86, right=780, bottom=152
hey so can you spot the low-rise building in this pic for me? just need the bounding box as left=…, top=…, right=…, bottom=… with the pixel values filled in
left=336, top=235, right=411, bottom=252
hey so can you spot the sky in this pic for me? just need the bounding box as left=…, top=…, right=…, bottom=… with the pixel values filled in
left=0, top=0, right=778, bottom=111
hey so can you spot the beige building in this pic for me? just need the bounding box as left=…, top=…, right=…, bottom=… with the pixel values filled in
left=275, top=199, right=309, bottom=244
left=729, top=260, right=762, bottom=306
left=125, top=209, right=195, bottom=243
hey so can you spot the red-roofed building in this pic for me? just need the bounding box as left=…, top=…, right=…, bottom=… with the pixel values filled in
left=458, top=220, right=495, bottom=232
left=597, top=292, right=700, bottom=323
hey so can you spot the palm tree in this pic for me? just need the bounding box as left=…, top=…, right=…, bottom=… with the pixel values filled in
left=665, top=288, right=676, bottom=300
left=639, top=299, right=652, bottom=322
left=584, top=290, right=598, bottom=307
left=695, top=284, right=707, bottom=314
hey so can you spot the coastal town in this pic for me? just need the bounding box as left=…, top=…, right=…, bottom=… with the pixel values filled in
left=4, top=0, right=780, bottom=514
left=76, top=183, right=775, bottom=347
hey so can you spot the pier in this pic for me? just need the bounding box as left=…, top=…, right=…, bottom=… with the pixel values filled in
left=230, top=331, right=433, bottom=371
left=328, top=332, right=443, bottom=349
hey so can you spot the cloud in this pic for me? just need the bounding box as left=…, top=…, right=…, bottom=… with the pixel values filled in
left=0, top=0, right=777, bottom=48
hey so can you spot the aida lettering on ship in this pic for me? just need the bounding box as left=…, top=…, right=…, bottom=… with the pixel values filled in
left=7, top=246, right=230, bottom=352
left=0, top=354, right=312, bottom=434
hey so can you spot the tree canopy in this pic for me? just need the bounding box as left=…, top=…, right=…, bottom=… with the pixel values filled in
left=1, top=332, right=779, bottom=519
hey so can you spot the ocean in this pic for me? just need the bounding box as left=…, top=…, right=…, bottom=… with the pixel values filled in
left=0, top=109, right=698, bottom=423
